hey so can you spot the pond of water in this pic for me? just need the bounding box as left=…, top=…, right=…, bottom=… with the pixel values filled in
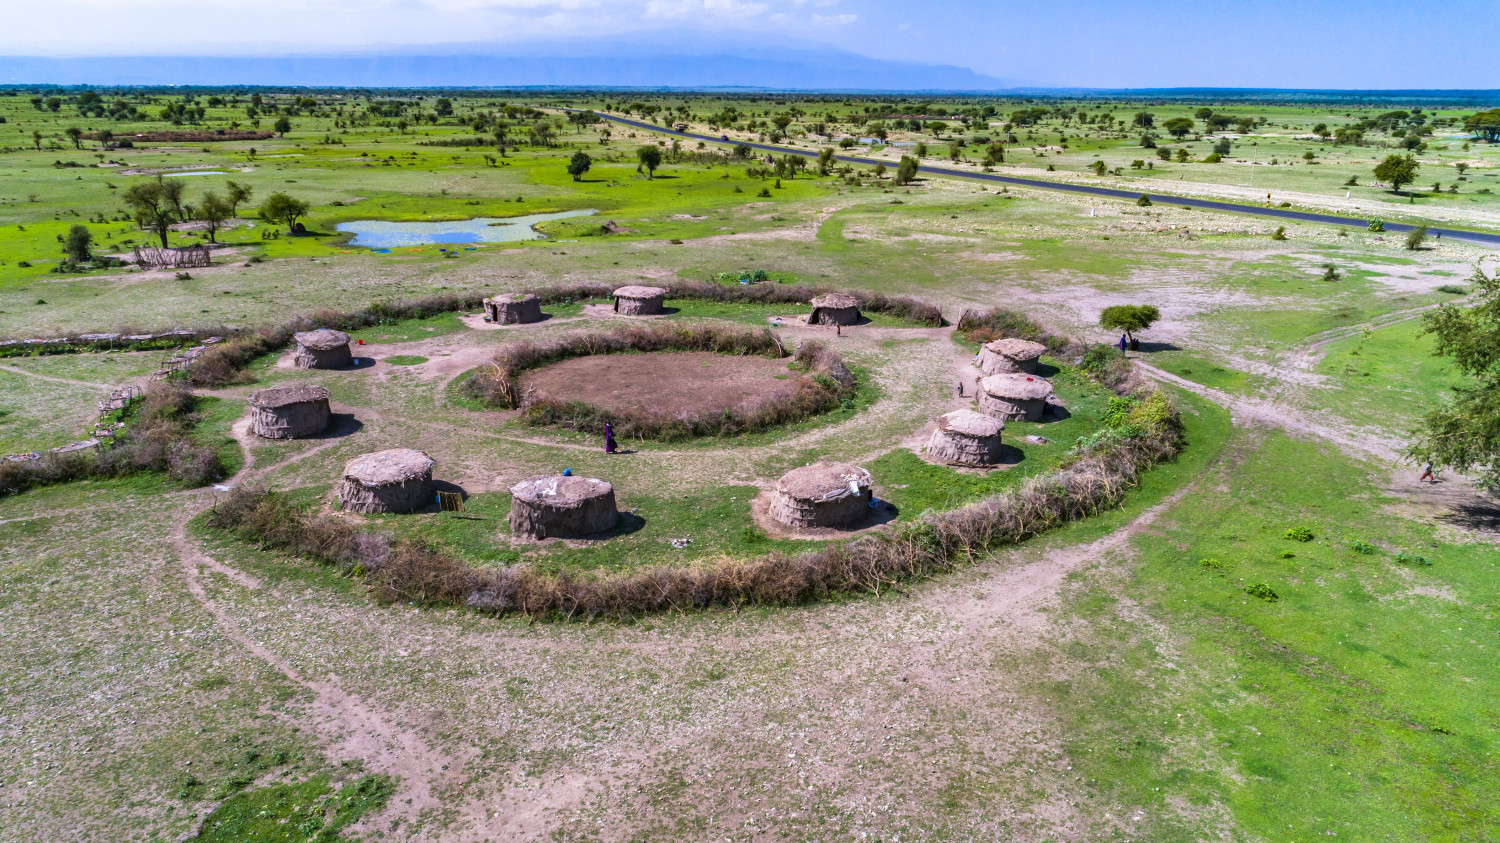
left=162, top=170, right=229, bottom=177
left=336, top=210, right=597, bottom=248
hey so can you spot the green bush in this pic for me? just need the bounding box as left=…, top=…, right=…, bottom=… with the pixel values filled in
left=1284, top=526, right=1314, bottom=542
left=1245, top=582, right=1280, bottom=601
left=1350, top=540, right=1376, bottom=555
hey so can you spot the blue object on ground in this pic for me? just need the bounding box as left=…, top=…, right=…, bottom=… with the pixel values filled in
left=562, top=468, right=573, bottom=476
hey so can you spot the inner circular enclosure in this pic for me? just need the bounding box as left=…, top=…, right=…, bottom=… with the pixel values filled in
left=520, top=351, right=801, bottom=417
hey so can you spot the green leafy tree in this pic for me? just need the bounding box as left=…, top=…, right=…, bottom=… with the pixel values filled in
left=434, top=97, right=453, bottom=117
left=983, top=143, right=1005, bottom=166
left=121, top=177, right=186, bottom=248
left=566, top=151, right=592, bottom=182
left=893, top=155, right=919, bottom=185
left=1162, top=117, right=1194, bottom=138
left=224, top=180, right=253, bottom=216
left=258, top=192, right=310, bottom=232
left=1409, top=268, right=1500, bottom=488
left=636, top=144, right=662, bottom=178
left=273, top=116, right=291, bottom=136
left=1132, top=111, right=1154, bottom=128
left=1373, top=153, right=1419, bottom=193
left=816, top=147, right=835, bottom=176
left=197, top=192, right=232, bottom=242
left=1464, top=108, right=1500, bottom=142
left=65, top=127, right=83, bottom=149
left=1405, top=224, right=1428, bottom=251
left=1099, top=304, right=1161, bottom=342
left=64, top=224, right=93, bottom=262
left=31, top=130, right=42, bottom=151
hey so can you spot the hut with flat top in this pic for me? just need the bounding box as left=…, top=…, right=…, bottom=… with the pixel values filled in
left=509, top=475, right=619, bottom=538
left=807, top=293, right=861, bottom=326
left=292, top=329, right=352, bottom=369
left=613, top=285, right=667, bottom=315
left=248, top=384, right=330, bottom=439
left=927, top=409, right=1005, bottom=466
left=338, top=449, right=433, bottom=514
left=978, top=373, right=1054, bottom=422
left=770, top=461, right=873, bottom=529
left=484, top=293, right=543, bottom=325
left=977, top=338, right=1047, bottom=374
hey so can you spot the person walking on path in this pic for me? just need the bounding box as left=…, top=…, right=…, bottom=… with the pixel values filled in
left=604, top=421, right=617, bottom=454
left=1419, top=462, right=1436, bottom=483
left=1118, top=333, right=1128, bottom=352
left=957, top=381, right=965, bottom=397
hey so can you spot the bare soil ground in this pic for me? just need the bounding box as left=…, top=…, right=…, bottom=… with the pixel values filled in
left=520, top=351, right=800, bottom=416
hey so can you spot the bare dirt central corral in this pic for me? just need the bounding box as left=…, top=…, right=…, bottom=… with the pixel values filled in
left=520, top=351, right=800, bottom=415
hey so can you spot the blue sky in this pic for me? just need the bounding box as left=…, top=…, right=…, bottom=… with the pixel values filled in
left=2, top=0, right=1495, bottom=89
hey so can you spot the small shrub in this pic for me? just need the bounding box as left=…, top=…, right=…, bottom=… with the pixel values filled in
left=1136, top=194, right=1152, bottom=206
left=1278, top=551, right=1296, bottom=559
left=1367, top=217, right=1385, bottom=232
left=1435, top=284, right=1466, bottom=295
left=1198, top=557, right=1224, bottom=570
left=1350, top=540, right=1376, bottom=555
left=1395, top=552, right=1432, bottom=567
left=175, top=271, right=192, bottom=281
left=1245, top=582, right=1280, bottom=602
left=1284, top=526, right=1314, bottom=542
left=1404, top=225, right=1428, bottom=251
left=1271, top=226, right=1287, bottom=241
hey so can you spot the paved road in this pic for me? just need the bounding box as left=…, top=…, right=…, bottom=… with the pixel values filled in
left=582, top=111, right=1500, bottom=247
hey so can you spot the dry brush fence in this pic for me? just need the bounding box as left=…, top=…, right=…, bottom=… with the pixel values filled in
left=208, top=310, right=1186, bottom=620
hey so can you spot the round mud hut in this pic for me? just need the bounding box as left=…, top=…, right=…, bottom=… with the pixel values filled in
left=927, top=409, right=1005, bottom=467
left=248, top=384, right=331, bottom=440
left=338, top=449, right=434, bottom=514
left=484, top=293, right=543, bottom=325
left=612, top=285, right=668, bottom=316
left=978, top=373, right=1054, bottom=422
left=292, top=329, right=353, bottom=370
left=807, top=293, right=861, bottom=326
left=977, top=338, right=1047, bottom=375
left=508, top=475, right=619, bottom=539
left=770, top=461, right=874, bottom=529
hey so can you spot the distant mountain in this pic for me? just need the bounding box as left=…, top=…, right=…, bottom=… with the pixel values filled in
left=0, top=38, right=1019, bottom=91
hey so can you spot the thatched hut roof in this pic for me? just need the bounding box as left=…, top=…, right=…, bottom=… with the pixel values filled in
left=980, top=373, right=1054, bottom=401
left=614, top=285, right=668, bottom=299
left=485, top=292, right=538, bottom=306
left=510, top=474, right=614, bottom=505
left=293, top=328, right=350, bottom=351
left=936, top=409, right=1004, bottom=437
left=983, top=338, right=1046, bottom=363
left=809, top=293, right=859, bottom=310
left=775, top=461, right=873, bottom=503
left=342, top=449, right=433, bottom=488
left=249, top=384, right=331, bottom=409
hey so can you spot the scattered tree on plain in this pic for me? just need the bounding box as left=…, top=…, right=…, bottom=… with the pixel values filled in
left=224, top=180, right=253, bottom=216
left=567, top=151, right=592, bottom=182
left=64, top=224, right=92, bottom=262
left=1373, top=153, right=1420, bottom=194
left=258, top=192, right=310, bottom=232
left=636, top=145, right=662, bottom=178
left=894, top=155, right=919, bottom=185
left=197, top=192, right=232, bottom=243
left=122, top=177, right=186, bottom=248
left=1163, top=117, right=1194, bottom=138
left=1410, top=267, right=1500, bottom=489
left=1099, top=304, right=1161, bottom=342
left=273, top=117, right=291, bottom=136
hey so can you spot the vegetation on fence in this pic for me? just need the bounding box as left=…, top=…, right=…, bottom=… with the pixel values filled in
left=0, top=383, right=225, bottom=497
left=208, top=319, right=1184, bottom=621
left=460, top=322, right=855, bottom=440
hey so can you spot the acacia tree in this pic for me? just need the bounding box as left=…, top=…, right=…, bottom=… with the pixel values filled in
left=197, top=192, right=231, bottom=242
left=1099, top=304, right=1161, bottom=342
left=1163, top=117, right=1195, bottom=138
left=65, top=127, right=82, bottom=149
left=1374, top=153, right=1420, bottom=194
left=122, top=177, right=185, bottom=248
left=566, top=151, right=592, bottom=182
left=224, top=180, right=253, bottom=216
left=258, top=192, right=310, bottom=232
left=636, top=144, right=662, bottom=178
left=1409, top=267, right=1500, bottom=488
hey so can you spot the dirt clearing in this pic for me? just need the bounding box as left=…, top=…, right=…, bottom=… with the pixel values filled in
left=520, top=351, right=800, bottom=416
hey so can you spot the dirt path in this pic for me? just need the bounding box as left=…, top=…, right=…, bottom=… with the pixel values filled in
left=0, top=362, right=113, bottom=390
